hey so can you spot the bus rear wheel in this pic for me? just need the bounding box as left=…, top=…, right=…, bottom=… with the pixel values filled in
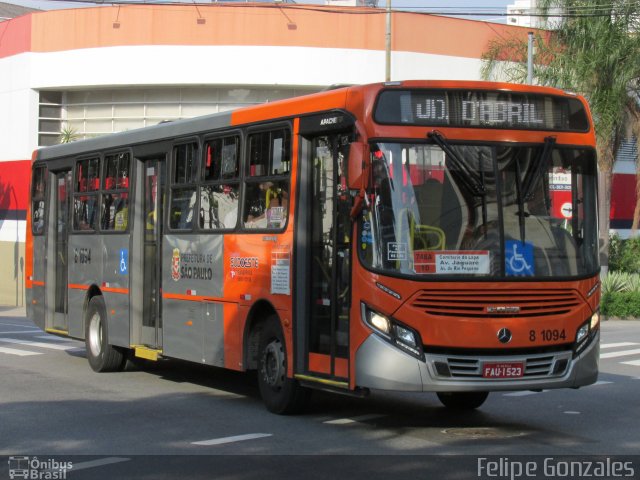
left=257, top=318, right=310, bottom=414
left=436, top=391, right=489, bottom=410
left=85, top=296, right=126, bottom=372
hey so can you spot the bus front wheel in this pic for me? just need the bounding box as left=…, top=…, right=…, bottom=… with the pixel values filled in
left=436, top=391, right=489, bottom=410
left=85, top=296, right=126, bottom=373
left=257, top=318, right=310, bottom=414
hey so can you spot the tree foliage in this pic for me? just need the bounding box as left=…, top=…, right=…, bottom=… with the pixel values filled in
left=481, top=0, right=640, bottom=269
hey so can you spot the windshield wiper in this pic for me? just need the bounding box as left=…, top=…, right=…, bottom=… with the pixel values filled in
left=428, top=131, right=486, bottom=197
left=514, top=136, right=556, bottom=244
left=521, top=136, right=556, bottom=202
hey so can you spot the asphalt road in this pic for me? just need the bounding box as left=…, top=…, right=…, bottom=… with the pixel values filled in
left=0, top=307, right=639, bottom=479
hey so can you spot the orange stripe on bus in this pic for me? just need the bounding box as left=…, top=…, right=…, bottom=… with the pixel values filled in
left=68, top=284, right=90, bottom=290
left=162, top=292, right=236, bottom=304
left=32, top=280, right=45, bottom=286
left=102, top=287, right=129, bottom=294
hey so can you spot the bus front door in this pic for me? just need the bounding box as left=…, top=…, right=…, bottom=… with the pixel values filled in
left=305, top=134, right=352, bottom=383
left=48, top=170, right=71, bottom=333
left=141, top=158, right=165, bottom=349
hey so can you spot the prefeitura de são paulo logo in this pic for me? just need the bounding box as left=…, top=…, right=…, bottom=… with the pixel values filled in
left=171, top=248, right=181, bottom=281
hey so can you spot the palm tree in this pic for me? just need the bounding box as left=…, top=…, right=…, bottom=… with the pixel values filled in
left=482, top=0, right=640, bottom=273
left=59, top=124, right=78, bottom=144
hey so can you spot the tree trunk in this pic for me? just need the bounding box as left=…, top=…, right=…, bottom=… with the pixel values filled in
left=597, top=143, right=614, bottom=276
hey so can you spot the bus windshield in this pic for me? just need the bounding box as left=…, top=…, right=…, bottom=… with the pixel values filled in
left=359, top=141, right=598, bottom=279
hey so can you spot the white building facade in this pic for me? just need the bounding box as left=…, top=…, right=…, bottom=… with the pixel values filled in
left=0, top=3, right=530, bottom=304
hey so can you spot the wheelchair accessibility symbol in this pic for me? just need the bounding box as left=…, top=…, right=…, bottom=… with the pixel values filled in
left=505, top=240, right=534, bottom=276
left=119, top=249, right=128, bottom=275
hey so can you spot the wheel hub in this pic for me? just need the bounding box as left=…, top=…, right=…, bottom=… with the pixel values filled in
left=88, top=312, right=102, bottom=357
left=262, top=340, right=285, bottom=389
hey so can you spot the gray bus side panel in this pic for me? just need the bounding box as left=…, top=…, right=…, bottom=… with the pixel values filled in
left=29, top=236, right=47, bottom=330
left=162, top=234, right=224, bottom=364
left=67, top=234, right=103, bottom=338
left=203, top=302, right=225, bottom=366
left=101, top=235, right=131, bottom=347
left=163, top=299, right=204, bottom=364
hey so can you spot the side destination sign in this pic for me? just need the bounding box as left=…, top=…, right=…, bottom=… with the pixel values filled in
left=374, top=89, right=589, bottom=132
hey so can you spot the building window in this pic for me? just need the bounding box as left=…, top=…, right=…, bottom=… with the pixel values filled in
left=38, top=91, right=63, bottom=146
left=60, top=87, right=320, bottom=141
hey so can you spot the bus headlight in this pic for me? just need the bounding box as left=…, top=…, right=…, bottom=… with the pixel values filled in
left=574, top=310, right=599, bottom=356
left=367, top=311, right=391, bottom=336
left=362, top=303, right=424, bottom=360
left=576, top=322, right=589, bottom=344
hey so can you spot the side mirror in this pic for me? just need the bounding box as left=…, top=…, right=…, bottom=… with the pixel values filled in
left=347, top=141, right=370, bottom=190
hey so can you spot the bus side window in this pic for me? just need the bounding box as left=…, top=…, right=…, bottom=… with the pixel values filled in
left=73, top=157, right=100, bottom=232
left=31, top=165, right=48, bottom=235
left=243, top=128, right=290, bottom=230
left=101, top=152, right=130, bottom=231
left=200, top=136, right=240, bottom=230
left=170, top=142, right=198, bottom=230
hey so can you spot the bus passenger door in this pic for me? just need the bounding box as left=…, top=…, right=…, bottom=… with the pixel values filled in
left=47, top=170, right=71, bottom=333
left=304, top=134, right=352, bottom=383
left=141, top=158, right=165, bottom=349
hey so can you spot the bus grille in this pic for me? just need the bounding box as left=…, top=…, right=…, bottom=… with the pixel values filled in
left=411, top=289, right=582, bottom=318
left=431, top=351, right=571, bottom=379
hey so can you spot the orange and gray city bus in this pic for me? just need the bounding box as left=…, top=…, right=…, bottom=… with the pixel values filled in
left=25, top=81, right=600, bottom=413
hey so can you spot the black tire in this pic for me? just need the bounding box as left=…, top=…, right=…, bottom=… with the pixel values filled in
left=257, top=317, right=310, bottom=414
left=437, top=391, right=489, bottom=410
left=85, top=296, right=126, bottom=372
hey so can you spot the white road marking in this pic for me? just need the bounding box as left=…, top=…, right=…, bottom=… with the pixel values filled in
left=323, top=414, right=386, bottom=425
left=592, top=380, right=613, bottom=386
left=0, top=323, right=39, bottom=329
left=503, top=390, right=545, bottom=397
left=564, top=411, right=581, bottom=415
left=0, top=337, right=82, bottom=351
left=69, top=457, right=131, bottom=472
left=622, top=360, right=640, bottom=367
left=0, top=330, right=45, bottom=334
left=192, top=433, right=272, bottom=446
left=0, top=346, right=42, bottom=356
left=600, top=348, right=640, bottom=359
left=601, top=342, right=639, bottom=349
left=35, top=335, right=74, bottom=342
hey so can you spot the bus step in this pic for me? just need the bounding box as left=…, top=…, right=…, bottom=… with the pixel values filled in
left=45, top=328, right=69, bottom=336
left=134, top=346, right=162, bottom=361
left=295, top=374, right=369, bottom=398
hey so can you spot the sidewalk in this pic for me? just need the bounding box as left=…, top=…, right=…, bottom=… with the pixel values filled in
left=0, top=305, right=26, bottom=317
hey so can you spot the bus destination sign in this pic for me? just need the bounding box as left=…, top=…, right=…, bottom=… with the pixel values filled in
left=374, top=89, right=589, bottom=132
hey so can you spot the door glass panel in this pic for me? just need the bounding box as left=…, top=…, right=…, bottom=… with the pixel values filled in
left=142, top=160, right=164, bottom=345
left=309, top=135, right=351, bottom=368
left=55, top=171, right=71, bottom=315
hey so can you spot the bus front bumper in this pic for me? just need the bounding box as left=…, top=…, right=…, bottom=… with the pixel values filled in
left=354, top=330, right=599, bottom=392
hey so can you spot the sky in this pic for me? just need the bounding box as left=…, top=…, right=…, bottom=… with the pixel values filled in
left=7, top=0, right=515, bottom=23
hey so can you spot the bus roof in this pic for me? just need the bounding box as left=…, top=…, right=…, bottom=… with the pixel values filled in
left=33, top=80, right=587, bottom=162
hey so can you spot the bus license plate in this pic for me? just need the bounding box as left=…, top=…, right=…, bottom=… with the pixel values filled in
left=482, top=362, right=524, bottom=379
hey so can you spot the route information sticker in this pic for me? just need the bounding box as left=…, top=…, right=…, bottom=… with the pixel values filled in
left=414, top=250, right=490, bottom=274
left=271, top=251, right=291, bottom=295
